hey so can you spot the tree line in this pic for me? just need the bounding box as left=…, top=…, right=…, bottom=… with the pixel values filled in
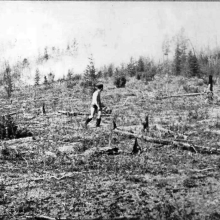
left=1, top=30, right=220, bottom=98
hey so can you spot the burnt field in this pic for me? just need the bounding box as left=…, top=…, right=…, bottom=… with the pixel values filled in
left=1, top=76, right=220, bottom=220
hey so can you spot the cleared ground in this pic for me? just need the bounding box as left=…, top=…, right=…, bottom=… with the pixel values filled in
left=1, top=76, right=220, bottom=220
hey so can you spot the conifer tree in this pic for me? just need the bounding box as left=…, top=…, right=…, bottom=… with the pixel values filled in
left=173, top=44, right=182, bottom=75
left=35, top=69, right=40, bottom=86
left=3, top=64, right=13, bottom=98
left=67, top=69, right=73, bottom=81
left=48, top=72, right=55, bottom=83
left=83, top=55, right=98, bottom=94
left=107, top=64, right=114, bottom=77
left=127, top=57, right=136, bottom=77
left=43, top=76, right=48, bottom=85
left=188, top=50, right=200, bottom=77
left=137, top=57, right=145, bottom=72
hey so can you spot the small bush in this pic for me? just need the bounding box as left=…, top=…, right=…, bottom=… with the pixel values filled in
left=66, top=80, right=77, bottom=89
left=196, top=78, right=204, bottom=86
left=114, top=75, right=126, bottom=88
left=136, top=72, right=143, bottom=80
left=0, top=115, right=33, bottom=140
left=183, top=84, right=199, bottom=93
left=0, top=115, right=17, bottom=139
left=72, top=74, right=82, bottom=81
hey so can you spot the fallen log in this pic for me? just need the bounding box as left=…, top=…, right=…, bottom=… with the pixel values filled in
left=113, top=125, right=220, bottom=155
left=26, top=215, right=132, bottom=220
left=58, top=111, right=111, bottom=117
left=114, top=97, right=130, bottom=108
left=158, top=92, right=205, bottom=100
left=155, top=124, right=188, bottom=140
left=1, top=137, right=34, bottom=146
left=26, top=215, right=55, bottom=220
left=1, top=112, right=20, bottom=118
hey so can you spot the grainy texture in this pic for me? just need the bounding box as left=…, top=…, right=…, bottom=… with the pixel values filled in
left=1, top=76, right=220, bottom=220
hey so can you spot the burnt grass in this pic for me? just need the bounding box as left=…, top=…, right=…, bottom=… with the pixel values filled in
left=1, top=77, right=220, bottom=220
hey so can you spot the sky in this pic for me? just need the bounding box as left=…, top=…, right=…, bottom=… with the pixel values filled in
left=1, top=2, right=220, bottom=74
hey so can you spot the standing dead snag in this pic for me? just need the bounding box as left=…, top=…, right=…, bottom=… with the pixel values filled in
left=132, top=138, right=142, bottom=154
left=112, top=121, right=220, bottom=155
left=142, top=115, right=149, bottom=132
left=209, top=75, right=213, bottom=93
left=112, top=120, right=117, bottom=130
left=42, top=103, right=46, bottom=115
left=207, top=75, right=213, bottom=101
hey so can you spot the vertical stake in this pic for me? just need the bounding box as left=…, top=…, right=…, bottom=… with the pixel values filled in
left=42, top=103, right=46, bottom=115
left=209, top=75, right=213, bottom=93
left=112, top=120, right=117, bottom=130
left=132, top=137, right=141, bottom=154
left=208, top=75, right=213, bottom=101
left=142, top=115, right=149, bottom=132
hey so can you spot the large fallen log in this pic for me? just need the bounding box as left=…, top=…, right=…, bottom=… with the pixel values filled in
left=112, top=124, right=220, bottom=155
left=58, top=110, right=111, bottom=117
left=158, top=92, right=205, bottom=100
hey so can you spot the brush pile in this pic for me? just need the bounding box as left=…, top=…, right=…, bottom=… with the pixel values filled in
left=0, top=114, right=33, bottom=140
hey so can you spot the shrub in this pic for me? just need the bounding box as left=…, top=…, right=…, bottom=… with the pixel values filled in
left=114, top=75, right=126, bottom=88
left=67, top=69, right=73, bottom=80
left=67, top=80, right=77, bottom=89
left=43, top=76, right=48, bottom=85
left=0, top=115, right=17, bottom=139
left=136, top=72, right=142, bottom=80
left=72, top=74, right=82, bottom=81
left=0, top=115, right=33, bottom=140
left=196, top=78, right=204, bottom=86
left=183, top=84, right=199, bottom=93
left=48, top=72, right=55, bottom=84
left=44, top=47, right=49, bottom=60
left=22, top=58, right=29, bottom=67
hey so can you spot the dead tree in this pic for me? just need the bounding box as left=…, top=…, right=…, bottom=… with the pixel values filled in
left=132, top=138, right=142, bottom=154
left=42, top=103, right=46, bottom=115
left=209, top=75, right=213, bottom=93
left=112, top=121, right=220, bottom=155
left=209, top=75, right=213, bottom=100
left=142, top=115, right=149, bottom=132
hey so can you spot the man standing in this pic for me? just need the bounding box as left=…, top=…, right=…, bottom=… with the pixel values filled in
left=85, top=84, right=104, bottom=128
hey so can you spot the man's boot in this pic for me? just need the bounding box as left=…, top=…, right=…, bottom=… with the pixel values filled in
left=85, top=118, right=92, bottom=128
left=96, top=118, right=101, bottom=127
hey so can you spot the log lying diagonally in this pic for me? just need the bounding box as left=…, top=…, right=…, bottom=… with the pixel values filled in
left=112, top=121, right=220, bottom=155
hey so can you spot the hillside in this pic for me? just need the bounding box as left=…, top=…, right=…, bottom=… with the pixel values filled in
left=1, top=75, right=220, bottom=220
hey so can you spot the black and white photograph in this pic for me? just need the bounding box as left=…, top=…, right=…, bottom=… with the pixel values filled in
left=1, top=1, right=220, bottom=219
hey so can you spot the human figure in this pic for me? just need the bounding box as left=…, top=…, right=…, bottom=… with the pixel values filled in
left=85, top=84, right=104, bottom=128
